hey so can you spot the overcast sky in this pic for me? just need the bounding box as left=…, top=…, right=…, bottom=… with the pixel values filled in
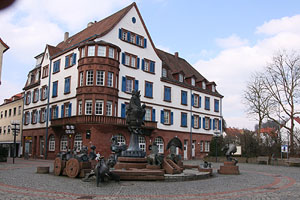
left=1, top=0, right=300, bottom=130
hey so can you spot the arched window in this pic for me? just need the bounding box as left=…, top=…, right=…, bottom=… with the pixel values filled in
left=48, top=135, right=55, bottom=151
left=60, top=135, right=68, bottom=151
left=115, top=134, right=126, bottom=145
left=154, top=137, right=164, bottom=154
left=138, top=136, right=146, bottom=152
left=74, top=134, right=82, bottom=151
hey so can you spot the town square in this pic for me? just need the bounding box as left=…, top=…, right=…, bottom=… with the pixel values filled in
left=1, top=0, right=300, bottom=199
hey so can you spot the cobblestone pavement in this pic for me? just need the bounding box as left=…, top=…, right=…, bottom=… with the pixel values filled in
left=0, top=158, right=299, bottom=200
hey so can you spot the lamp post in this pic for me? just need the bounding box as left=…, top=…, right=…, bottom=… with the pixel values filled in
left=214, top=131, right=221, bottom=162
left=65, top=125, right=75, bottom=151
left=11, top=120, right=20, bottom=164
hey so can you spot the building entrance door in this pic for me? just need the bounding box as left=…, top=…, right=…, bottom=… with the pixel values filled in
left=184, top=140, right=188, bottom=160
left=192, top=140, right=196, bottom=158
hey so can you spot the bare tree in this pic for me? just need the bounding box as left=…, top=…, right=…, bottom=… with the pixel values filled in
left=243, top=72, right=272, bottom=140
left=262, top=51, right=300, bottom=154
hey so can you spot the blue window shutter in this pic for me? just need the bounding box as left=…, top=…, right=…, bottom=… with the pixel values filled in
left=219, top=119, right=222, bottom=131
left=37, top=111, right=40, bottom=123
left=191, top=115, right=194, bottom=128
left=30, top=112, right=32, bottom=124
left=55, top=106, right=59, bottom=119
left=49, top=108, right=52, bottom=121
left=160, top=110, right=164, bottom=124
left=199, top=96, right=201, bottom=108
left=127, top=32, right=131, bottom=42
left=152, top=109, right=155, bottom=121
left=150, top=61, right=155, bottom=73
left=210, top=119, right=212, bottom=130
left=213, top=119, right=215, bottom=130
left=61, top=105, right=64, bottom=118
left=191, top=94, right=194, bottom=106
left=141, top=59, right=145, bottom=71
left=72, top=53, right=77, bottom=65
left=203, top=118, right=205, bottom=129
left=199, top=117, right=201, bottom=128
left=118, top=28, right=122, bottom=39
left=68, top=103, right=72, bottom=116
left=122, top=76, right=126, bottom=92
left=150, top=83, right=153, bottom=97
left=144, top=38, right=147, bottom=48
left=122, top=53, right=125, bottom=65
left=137, top=57, right=140, bottom=69
left=171, top=112, right=174, bottom=125
left=31, top=93, right=34, bottom=103
left=121, top=103, right=126, bottom=118
left=65, top=56, right=69, bottom=67
left=135, top=80, right=139, bottom=91
left=136, top=35, right=139, bottom=45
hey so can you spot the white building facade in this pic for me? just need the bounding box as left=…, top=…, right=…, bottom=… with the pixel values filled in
left=22, top=3, right=223, bottom=160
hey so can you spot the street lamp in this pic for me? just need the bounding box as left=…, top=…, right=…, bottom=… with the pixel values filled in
left=214, top=131, right=221, bottom=162
left=11, top=120, right=20, bottom=164
left=65, top=125, right=75, bottom=151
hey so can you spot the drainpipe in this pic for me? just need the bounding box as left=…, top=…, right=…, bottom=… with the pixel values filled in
left=190, top=88, right=193, bottom=160
left=45, top=58, right=52, bottom=159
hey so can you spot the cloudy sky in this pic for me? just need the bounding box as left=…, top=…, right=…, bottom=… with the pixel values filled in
left=1, top=0, right=300, bottom=130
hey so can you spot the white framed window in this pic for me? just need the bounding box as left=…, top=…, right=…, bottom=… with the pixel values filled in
left=106, top=101, right=112, bottom=116
left=65, top=104, right=69, bottom=117
left=131, top=56, right=136, bottom=68
left=122, top=31, right=127, bottom=40
left=194, top=94, right=199, bottom=107
left=81, top=47, right=85, bottom=58
left=205, top=117, right=210, bottom=130
left=96, top=70, right=105, bottom=86
left=155, top=137, right=164, bottom=154
left=85, top=100, right=92, bottom=115
left=98, top=46, right=106, bottom=57
left=145, top=108, right=151, bottom=121
left=95, top=100, right=104, bottom=115
left=194, top=115, right=199, bottom=128
left=107, top=72, right=113, bottom=87
left=164, top=110, right=170, bottom=125
left=86, top=70, right=94, bottom=85
left=32, top=111, right=37, bottom=124
left=130, top=34, right=135, bottom=43
left=212, top=85, right=215, bottom=92
left=200, top=141, right=204, bottom=152
left=78, top=101, right=82, bottom=115
left=49, top=135, right=55, bottom=151
left=202, top=81, right=206, bottom=89
left=126, top=78, right=133, bottom=93
left=60, top=135, right=68, bottom=151
left=179, top=74, right=184, bottom=82
left=191, top=78, right=195, bottom=86
left=214, top=118, right=219, bottom=130
left=125, top=54, right=130, bottom=66
left=53, top=106, right=58, bottom=119
left=108, top=47, right=114, bottom=59
left=41, top=109, right=46, bottom=123
left=162, top=68, right=167, bottom=78
left=116, top=134, right=126, bottom=145
left=138, top=136, right=146, bottom=152
left=88, top=46, right=95, bottom=56
left=205, top=141, right=210, bottom=152
left=79, top=72, right=84, bottom=86
left=74, top=134, right=82, bottom=151
left=144, top=61, right=149, bottom=71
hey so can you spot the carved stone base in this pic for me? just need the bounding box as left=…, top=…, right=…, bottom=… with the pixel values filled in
left=198, top=167, right=213, bottom=176
left=218, top=161, right=240, bottom=175
left=114, top=157, right=147, bottom=170
left=121, top=150, right=146, bottom=158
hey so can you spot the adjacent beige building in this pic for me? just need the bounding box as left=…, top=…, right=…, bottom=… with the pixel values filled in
left=0, top=38, right=9, bottom=85
left=0, top=93, right=23, bottom=157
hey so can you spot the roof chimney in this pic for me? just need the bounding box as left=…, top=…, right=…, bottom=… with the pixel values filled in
left=175, top=52, right=179, bottom=58
left=64, top=32, right=69, bottom=42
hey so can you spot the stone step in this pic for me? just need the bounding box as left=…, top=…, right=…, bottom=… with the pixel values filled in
left=113, top=169, right=165, bottom=176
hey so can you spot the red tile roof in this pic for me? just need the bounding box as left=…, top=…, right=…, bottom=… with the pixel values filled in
left=55, top=3, right=135, bottom=54
left=295, top=117, right=300, bottom=125
left=225, top=127, right=243, bottom=137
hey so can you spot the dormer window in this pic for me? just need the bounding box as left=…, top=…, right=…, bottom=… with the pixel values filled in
left=162, top=68, right=167, bottom=78
left=30, top=73, right=35, bottom=84
left=179, top=74, right=184, bottom=83
left=191, top=78, right=195, bottom=86
left=212, top=85, right=215, bottom=92
left=202, top=81, right=206, bottom=89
